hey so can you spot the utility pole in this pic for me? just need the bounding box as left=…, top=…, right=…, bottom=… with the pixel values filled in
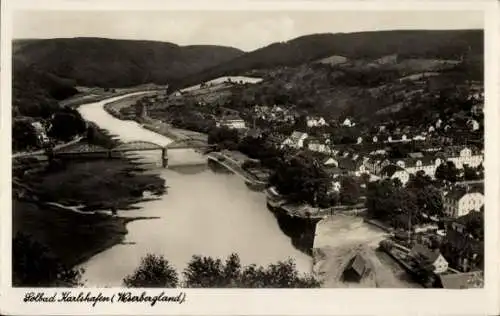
left=408, top=208, right=412, bottom=246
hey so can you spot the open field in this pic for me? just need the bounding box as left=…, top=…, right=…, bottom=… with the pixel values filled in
left=180, top=75, right=262, bottom=92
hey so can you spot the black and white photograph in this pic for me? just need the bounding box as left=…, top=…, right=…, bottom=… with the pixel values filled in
left=2, top=0, right=499, bottom=315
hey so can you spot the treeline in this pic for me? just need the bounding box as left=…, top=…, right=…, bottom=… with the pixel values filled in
left=366, top=172, right=444, bottom=229
left=124, top=253, right=320, bottom=288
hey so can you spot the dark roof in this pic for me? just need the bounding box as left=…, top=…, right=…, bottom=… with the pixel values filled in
left=446, top=185, right=484, bottom=201
left=324, top=166, right=342, bottom=175
left=346, top=254, right=368, bottom=276
left=455, top=210, right=483, bottom=225
left=411, top=244, right=442, bottom=263
left=337, top=157, right=363, bottom=171
left=438, top=272, right=484, bottom=289
left=221, top=114, right=243, bottom=121
left=380, top=164, right=405, bottom=177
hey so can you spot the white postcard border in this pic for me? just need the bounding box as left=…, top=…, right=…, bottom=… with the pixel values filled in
left=1, top=1, right=499, bottom=315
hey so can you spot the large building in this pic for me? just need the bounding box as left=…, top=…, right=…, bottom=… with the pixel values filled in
left=443, top=185, right=484, bottom=218
left=216, top=115, right=246, bottom=130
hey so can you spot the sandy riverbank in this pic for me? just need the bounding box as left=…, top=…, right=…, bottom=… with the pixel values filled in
left=312, top=215, right=422, bottom=288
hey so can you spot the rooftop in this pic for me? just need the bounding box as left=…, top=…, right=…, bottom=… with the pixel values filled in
left=380, top=164, right=405, bottom=177
left=445, top=185, right=484, bottom=201
left=410, top=244, right=442, bottom=263
left=438, top=271, right=484, bottom=289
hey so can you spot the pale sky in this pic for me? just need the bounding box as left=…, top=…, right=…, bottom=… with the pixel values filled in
left=13, top=11, right=484, bottom=52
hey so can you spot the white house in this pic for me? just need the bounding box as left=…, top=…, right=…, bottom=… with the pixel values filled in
left=324, top=157, right=339, bottom=167
left=447, top=147, right=483, bottom=169
left=410, top=244, right=449, bottom=274
left=331, top=181, right=341, bottom=192
left=380, top=164, right=410, bottom=185
left=436, top=119, right=443, bottom=129
left=342, top=117, right=355, bottom=127
left=216, top=116, right=246, bottom=129
left=307, top=139, right=329, bottom=153
left=281, top=131, right=308, bottom=149
left=357, top=137, right=363, bottom=144
left=443, top=186, right=484, bottom=218
left=372, top=136, right=378, bottom=143
left=467, top=119, right=480, bottom=132
left=307, top=116, right=327, bottom=128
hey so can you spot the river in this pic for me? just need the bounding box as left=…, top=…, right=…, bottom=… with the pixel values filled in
left=76, top=93, right=313, bottom=287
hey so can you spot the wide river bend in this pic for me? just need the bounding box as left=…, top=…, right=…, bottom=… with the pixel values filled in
left=77, top=93, right=312, bottom=286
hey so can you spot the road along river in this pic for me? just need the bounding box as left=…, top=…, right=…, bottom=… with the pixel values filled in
left=76, top=93, right=312, bottom=286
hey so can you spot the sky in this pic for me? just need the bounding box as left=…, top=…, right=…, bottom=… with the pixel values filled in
left=13, top=10, right=484, bottom=52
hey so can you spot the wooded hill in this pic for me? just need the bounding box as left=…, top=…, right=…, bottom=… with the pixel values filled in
left=171, top=29, right=483, bottom=90
left=13, top=37, right=244, bottom=88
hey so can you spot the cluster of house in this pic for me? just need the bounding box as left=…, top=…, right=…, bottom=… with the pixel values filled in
left=252, top=104, right=299, bottom=124
left=282, top=130, right=482, bottom=174
left=31, top=121, right=50, bottom=144
left=280, top=129, right=485, bottom=220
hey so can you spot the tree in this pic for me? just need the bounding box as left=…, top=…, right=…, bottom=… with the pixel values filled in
left=48, top=108, right=86, bottom=141
left=183, top=255, right=225, bottom=288
left=463, top=164, right=481, bottom=181
left=207, top=127, right=239, bottom=148
left=12, top=120, right=39, bottom=151
left=411, top=253, right=437, bottom=287
left=13, top=233, right=84, bottom=287
left=417, top=185, right=444, bottom=217
left=435, top=161, right=459, bottom=183
left=366, top=179, right=399, bottom=220
left=463, top=211, right=484, bottom=240
left=339, top=176, right=360, bottom=205
left=123, top=253, right=178, bottom=288
left=269, top=156, right=331, bottom=206
left=182, top=254, right=320, bottom=288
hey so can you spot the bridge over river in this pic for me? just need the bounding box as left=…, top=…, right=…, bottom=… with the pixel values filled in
left=30, top=138, right=216, bottom=168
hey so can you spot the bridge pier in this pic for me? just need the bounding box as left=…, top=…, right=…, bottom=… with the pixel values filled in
left=161, top=147, right=168, bottom=168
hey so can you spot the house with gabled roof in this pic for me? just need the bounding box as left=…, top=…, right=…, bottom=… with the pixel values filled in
left=380, top=164, right=409, bottom=185
left=342, top=254, right=369, bottom=282
left=323, top=157, right=339, bottom=167
left=410, top=244, right=449, bottom=274
left=443, top=185, right=484, bottom=218
left=281, top=131, right=308, bottom=149
left=337, top=157, right=368, bottom=177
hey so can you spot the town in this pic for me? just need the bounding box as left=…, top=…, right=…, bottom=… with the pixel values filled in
left=113, top=75, right=485, bottom=289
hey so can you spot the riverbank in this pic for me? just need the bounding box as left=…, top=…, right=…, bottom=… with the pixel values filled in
left=13, top=117, right=168, bottom=277
left=102, top=93, right=208, bottom=145
left=60, top=84, right=167, bottom=108
left=13, top=199, right=161, bottom=269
